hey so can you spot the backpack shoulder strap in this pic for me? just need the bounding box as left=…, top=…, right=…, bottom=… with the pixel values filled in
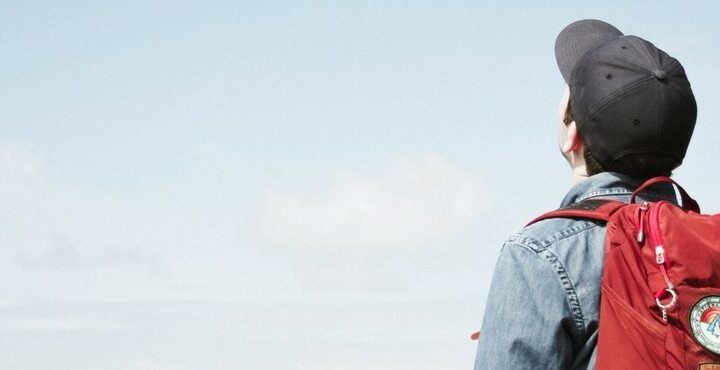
left=527, top=198, right=626, bottom=226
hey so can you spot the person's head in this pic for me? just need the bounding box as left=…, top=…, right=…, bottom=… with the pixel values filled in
left=554, top=20, right=697, bottom=182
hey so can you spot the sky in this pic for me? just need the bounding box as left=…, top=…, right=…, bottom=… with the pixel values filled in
left=1, top=1, right=720, bottom=369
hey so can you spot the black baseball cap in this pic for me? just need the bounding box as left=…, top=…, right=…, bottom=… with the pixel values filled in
left=555, top=19, right=697, bottom=171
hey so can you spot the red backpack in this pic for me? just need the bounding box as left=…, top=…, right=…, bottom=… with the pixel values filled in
left=529, top=177, right=720, bottom=369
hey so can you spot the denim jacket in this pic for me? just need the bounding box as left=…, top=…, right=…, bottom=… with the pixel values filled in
left=474, top=172, right=678, bottom=370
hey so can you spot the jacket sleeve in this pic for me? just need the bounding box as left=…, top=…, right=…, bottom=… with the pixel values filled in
left=474, top=240, right=576, bottom=369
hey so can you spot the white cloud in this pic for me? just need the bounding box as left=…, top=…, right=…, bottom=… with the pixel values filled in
left=258, top=156, right=482, bottom=249
left=0, top=140, right=297, bottom=304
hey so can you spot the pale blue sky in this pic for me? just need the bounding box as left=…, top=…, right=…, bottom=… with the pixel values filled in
left=2, top=1, right=720, bottom=369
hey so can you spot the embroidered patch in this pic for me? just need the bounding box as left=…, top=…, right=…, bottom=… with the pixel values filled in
left=690, top=296, right=720, bottom=355
left=698, top=363, right=720, bottom=370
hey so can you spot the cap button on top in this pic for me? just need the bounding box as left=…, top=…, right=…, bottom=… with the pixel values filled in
left=654, top=69, right=667, bottom=80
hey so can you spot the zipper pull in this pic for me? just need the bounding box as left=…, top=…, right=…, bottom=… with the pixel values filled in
left=655, top=245, right=666, bottom=265
left=637, top=202, right=649, bottom=243
left=656, top=288, right=677, bottom=323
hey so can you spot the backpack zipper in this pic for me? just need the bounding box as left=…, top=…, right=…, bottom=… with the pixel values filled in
left=648, top=201, right=672, bottom=272
left=636, top=202, right=649, bottom=243
left=646, top=201, right=677, bottom=321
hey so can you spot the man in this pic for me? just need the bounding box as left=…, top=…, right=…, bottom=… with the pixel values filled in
left=474, top=19, right=697, bottom=369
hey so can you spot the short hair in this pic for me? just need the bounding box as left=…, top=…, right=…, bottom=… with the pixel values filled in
left=564, top=99, right=676, bottom=179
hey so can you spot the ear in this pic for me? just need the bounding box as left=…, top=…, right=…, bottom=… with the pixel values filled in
left=561, top=121, right=583, bottom=154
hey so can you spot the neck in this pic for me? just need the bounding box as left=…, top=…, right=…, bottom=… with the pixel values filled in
left=565, top=146, right=589, bottom=184
left=571, top=165, right=590, bottom=184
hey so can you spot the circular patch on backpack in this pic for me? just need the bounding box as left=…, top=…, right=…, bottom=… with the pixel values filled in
left=690, top=296, right=720, bottom=355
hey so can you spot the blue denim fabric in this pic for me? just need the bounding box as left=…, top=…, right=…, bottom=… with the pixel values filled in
left=474, top=172, right=678, bottom=370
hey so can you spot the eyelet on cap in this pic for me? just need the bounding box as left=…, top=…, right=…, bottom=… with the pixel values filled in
left=654, top=69, right=667, bottom=80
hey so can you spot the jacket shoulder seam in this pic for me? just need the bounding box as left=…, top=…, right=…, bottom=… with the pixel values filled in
left=506, top=226, right=599, bottom=349
left=510, top=221, right=600, bottom=252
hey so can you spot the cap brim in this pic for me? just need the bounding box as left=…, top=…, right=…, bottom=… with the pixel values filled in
left=555, top=19, right=623, bottom=83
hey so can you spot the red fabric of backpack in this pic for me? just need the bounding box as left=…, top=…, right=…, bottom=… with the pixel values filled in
left=530, top=177, right=720, bottom=370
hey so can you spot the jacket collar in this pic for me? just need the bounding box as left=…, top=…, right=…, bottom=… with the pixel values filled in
left=560, top=172, right=678, bottom=207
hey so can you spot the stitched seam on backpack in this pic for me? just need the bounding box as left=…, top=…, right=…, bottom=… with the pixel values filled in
left=601, top=282, right=664, bottom=339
